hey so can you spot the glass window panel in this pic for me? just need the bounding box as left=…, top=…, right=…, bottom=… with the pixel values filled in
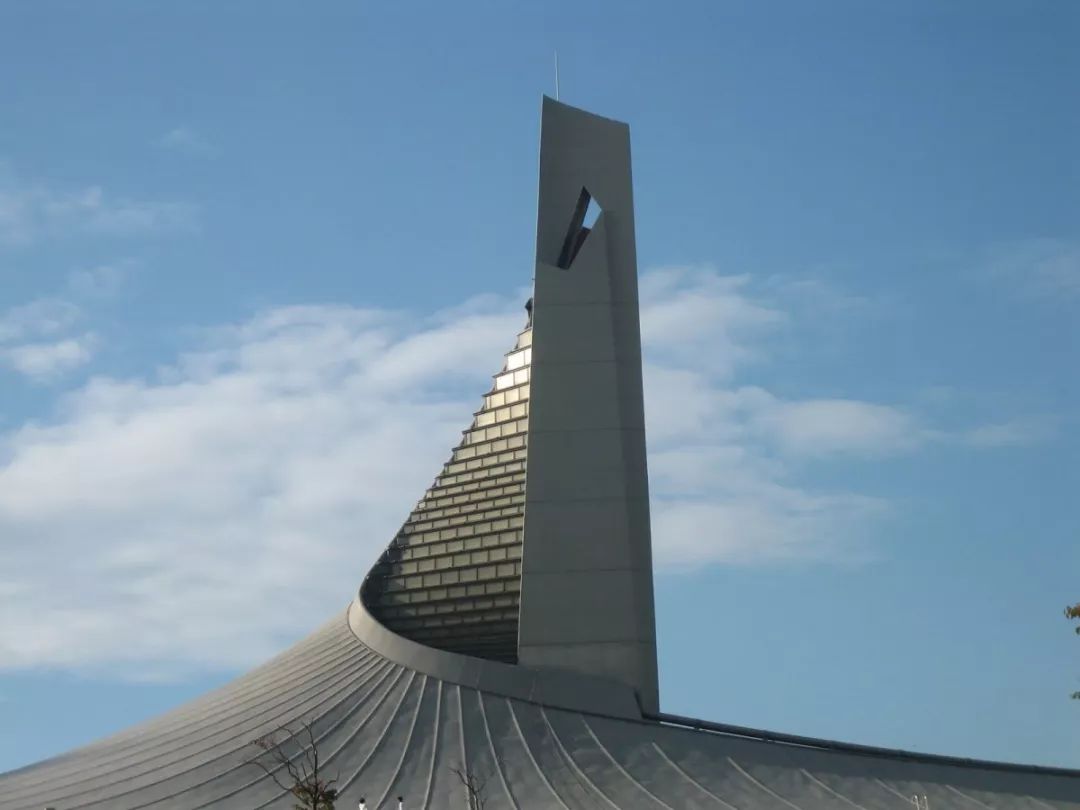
left=505, top=349, right=527, bottom=370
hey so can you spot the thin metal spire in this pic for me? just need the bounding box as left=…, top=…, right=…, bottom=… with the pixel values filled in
left=554, top=51, right=560, bottom=100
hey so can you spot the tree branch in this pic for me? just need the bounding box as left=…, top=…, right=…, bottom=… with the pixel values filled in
left=249, top=720, right=338, bottom=809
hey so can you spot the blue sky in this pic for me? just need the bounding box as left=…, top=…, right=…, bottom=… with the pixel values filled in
left=1, top=0, right=1077, bottom=773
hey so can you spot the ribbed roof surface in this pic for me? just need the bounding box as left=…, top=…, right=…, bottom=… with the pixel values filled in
left=2, top=612, right=1076, bottom=809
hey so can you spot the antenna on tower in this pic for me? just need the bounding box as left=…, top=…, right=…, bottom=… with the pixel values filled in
left=554, top=51, right=560, bottom=100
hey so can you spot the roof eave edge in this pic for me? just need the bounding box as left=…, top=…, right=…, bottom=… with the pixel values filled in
left=347, top=590, right=643, bottom=720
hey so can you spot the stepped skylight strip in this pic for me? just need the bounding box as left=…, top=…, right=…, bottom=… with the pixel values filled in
left=361, top=326, right=532, bottom=662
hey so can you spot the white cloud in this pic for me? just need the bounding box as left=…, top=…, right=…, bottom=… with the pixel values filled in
left=0, top=296, right=523, bottom=675
left=641, top=268, right=784, bottom=377
left=0, top=297, right=98, bottom=380
left=0, top=268, right=1043, bottom=677
left=0, top=299, right=81, bottom=342
left=1, top=333, right=98, bottom=379
left=157, top=127, right=217, bottom=157
left=652, top=495, right=885, bottom=569
left=637, top=275, right=901, bottom=568
left=749, top=394, right=925, bottom=456
left=0, top=166, right=195, bottom=245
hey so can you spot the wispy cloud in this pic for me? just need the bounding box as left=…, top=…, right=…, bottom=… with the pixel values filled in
left=984, top=238, right=1080, bottom=299
left=960, top=417, right=1056, bottom=448
left=0, top=263, right=130, bottom=380
left=641, top=268, right=785, bottom=377
left=1, top=333, right=98, bottom=379
left=66, top=261, right=130, bottom=298
left=747, top=394, right=925, bottom=457
left=0, top=165, right=196, bottom=246
left=157, top=127, right=217, bottom=157
left=0, top=299, right=81, bottom=342
left=0, top=297, right=520, bottom=675
left=0, top=268, right=1050, bottom=677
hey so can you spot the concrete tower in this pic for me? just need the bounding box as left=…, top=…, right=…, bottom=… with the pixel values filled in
left=363, top=97, right=659, bottom=712
left=519, top=97, right=658, bottom=712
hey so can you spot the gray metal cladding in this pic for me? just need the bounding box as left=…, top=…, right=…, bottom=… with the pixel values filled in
left=362, top=326, right=533, bottom=664
left=2, top=614, right=1077, bottom=809
left=520, top=96, right=658, bottom=713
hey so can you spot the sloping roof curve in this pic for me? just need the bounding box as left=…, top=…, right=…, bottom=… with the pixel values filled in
left=0, top=601, right=1076, bottom=809
left=1, top=98, right=1077, bottom=810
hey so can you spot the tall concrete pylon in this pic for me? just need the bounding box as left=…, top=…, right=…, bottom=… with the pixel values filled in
left=363, top=97, right=658, bottom=712
left=520, top=97, right=658, bottom=712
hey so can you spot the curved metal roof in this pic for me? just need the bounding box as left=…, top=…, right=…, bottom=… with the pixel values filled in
left=0, top=604, right=1076, bottom=809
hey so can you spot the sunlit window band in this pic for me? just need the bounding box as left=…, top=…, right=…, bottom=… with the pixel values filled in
left=363, top=325, right=532, bottom=663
